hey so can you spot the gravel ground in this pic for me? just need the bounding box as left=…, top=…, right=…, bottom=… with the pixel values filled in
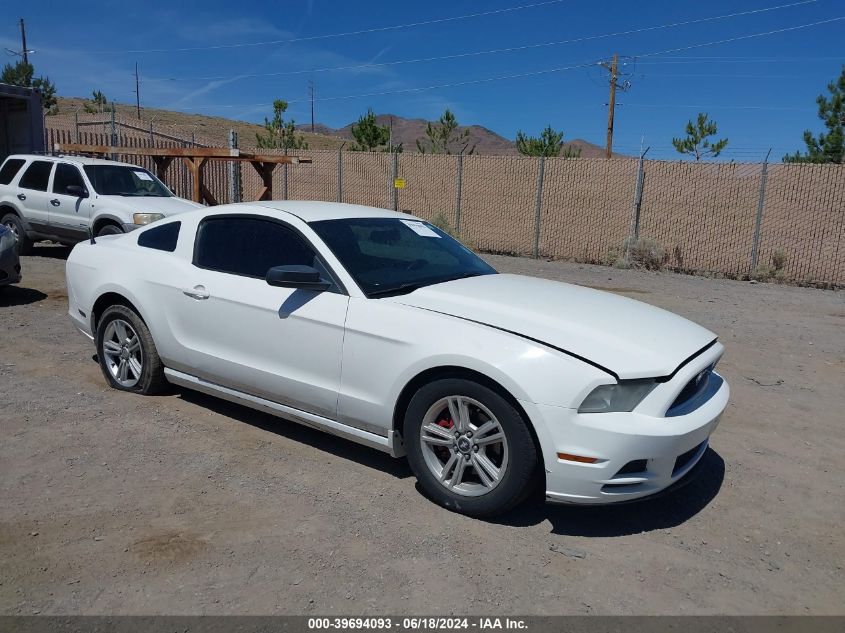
left=1, top=246, right=843, bottom=615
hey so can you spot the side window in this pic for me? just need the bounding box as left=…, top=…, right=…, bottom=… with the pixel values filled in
left=52, top=163, right=85, bottom=194
left=194, top=217, right=325, bottom=280
left=0, top=159, right=26, bottom=185
left=18, top=161, right=54, bottom=192
left=138, top=221, right=181, bottom=252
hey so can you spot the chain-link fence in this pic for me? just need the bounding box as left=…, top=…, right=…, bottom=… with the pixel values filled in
left=44, top=116, right=845, bottom=286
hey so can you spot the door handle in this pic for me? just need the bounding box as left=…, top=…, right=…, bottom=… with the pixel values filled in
left=182, top=285, right=210, bottom=300
left=17, top=193, right=26, bottom=201
left=50, top=199, right=60, bottom=206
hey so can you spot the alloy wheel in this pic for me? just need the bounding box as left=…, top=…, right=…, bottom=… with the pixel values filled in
left=419, top=396, right=509, bottom=497
left=102, top=318, right=143, bottom=388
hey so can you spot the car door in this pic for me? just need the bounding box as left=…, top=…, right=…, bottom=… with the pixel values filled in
left=168, top=215, right=349, bottom=420
left=49, top=162, right=92, bottom=238
left=15, top=159, right=55, bottom=231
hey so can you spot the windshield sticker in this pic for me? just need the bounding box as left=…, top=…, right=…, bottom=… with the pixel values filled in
left=400, top=219, right=441, bottom=238
left=134, top=171, right=154, bottom=181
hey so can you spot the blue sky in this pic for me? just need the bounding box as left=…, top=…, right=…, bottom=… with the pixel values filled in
left=2, top=0, right=843, bottom=159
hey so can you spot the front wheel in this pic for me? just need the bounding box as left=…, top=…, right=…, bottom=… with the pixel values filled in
left=96, top=304, right=167, bottom=394
left=96, top=223, right=124, bottom=237
left=404, top=378, right=539, bottom=518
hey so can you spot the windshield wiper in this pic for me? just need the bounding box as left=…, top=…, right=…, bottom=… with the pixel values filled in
left=368, top=282, right=430, bottom=298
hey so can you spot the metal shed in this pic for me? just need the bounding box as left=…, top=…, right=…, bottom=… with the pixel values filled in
left=0, top=83, right=44, bottom=161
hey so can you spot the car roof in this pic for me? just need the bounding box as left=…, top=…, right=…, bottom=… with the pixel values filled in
left=241, top=200, right=418, bottom=223
left=5, top=154, right=144, bottom=169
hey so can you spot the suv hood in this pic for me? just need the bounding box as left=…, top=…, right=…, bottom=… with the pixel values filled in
left=95, top=195, right=203, bottom=216
left=389, top=273, right=716, bottom=379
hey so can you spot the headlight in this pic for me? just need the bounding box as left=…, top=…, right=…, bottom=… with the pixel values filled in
left=133, top=213, right=165, bottom=225
left=578, top=380, right=657, bottom=413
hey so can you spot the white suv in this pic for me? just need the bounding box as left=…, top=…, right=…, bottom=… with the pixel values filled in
left=0, top=154, right=202, bottom=254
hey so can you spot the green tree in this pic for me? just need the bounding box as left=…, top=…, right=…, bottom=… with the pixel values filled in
left=515, top=125, right=580, bottom=157
left=416, top=109, right=475, bottom=155
left=349, top=109, right=390, bottom=151
left=83, top=90, right=108, bottom=114
left=672, top=112, right=728, bottom=160
left=784, top=65, right=844, bottom=164
left=255, top=99, right=308, bottom=151
left=1, top=60, right=58, bottom=113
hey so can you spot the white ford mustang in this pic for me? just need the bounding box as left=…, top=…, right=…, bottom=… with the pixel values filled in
left=65, top=201, right=729, bottom=517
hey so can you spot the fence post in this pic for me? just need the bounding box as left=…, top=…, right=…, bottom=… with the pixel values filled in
left=532, top=156, right=546, bottom=259
left=74, top=110, right=79, bottom=143
left=283, top=147, right=289, bottom=200
left=627, top=147, right=649, bottom=258
left=391, top=151, right=399, bottom=212
left=337, top=144, right=344, bottom=203
left=109, top=103, right=116, bottom=160
left=750, top=149, right=772, bottom=273
left=228, top=129, right=241, bottom=203
left=455, top=153, right=464, bottom=234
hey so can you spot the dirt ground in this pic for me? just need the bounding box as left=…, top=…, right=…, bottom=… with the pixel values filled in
left=1, top=247, right=843, bottom=615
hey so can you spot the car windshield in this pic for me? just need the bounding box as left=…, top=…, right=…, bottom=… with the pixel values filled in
left=310, top=217, right=496, bottom=297
left=83, top=165, right=171, bottom=197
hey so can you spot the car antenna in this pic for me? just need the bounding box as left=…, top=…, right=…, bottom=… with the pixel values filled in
left=87, top=225, right=96, bottom=245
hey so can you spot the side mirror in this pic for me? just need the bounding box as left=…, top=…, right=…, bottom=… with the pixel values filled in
left=266, top=265, right=330, bottom=291
left=66, top=185, right=88, bottom=198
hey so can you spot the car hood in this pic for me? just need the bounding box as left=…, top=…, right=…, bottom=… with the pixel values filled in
left=95, top=195, right=203, bottom=216
left=389, top=273, right=716, bottom=379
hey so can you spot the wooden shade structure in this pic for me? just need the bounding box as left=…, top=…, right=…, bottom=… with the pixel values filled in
left=52, top=143, right=312, bottom=205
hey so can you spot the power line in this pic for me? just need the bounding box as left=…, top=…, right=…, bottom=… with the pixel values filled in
left=141, top=0, right=821, bottom=83
left=169, top=15, right=845, bottom=109
left=78, top=0, right=570, bottom=54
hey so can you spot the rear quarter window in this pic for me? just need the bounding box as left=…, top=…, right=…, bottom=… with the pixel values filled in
left=137, top=221, right=181, bottom=253
left=0, top=159, right=26, bottom=185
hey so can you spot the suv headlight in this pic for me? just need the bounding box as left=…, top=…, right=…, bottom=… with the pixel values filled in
left=133, top=213, right=165, bottom=225
left=578, top=380, right=657, bottom=413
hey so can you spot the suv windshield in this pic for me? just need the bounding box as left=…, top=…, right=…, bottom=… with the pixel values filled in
left=310, top=217, right=496, bottom=297
left=83, top=165, right=171, bottom=197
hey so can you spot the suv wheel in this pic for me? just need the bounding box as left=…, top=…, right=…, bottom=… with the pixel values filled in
left=96, top=223, right=124, bottom=237
left=1, top=213, right=33, bottom=255
left=96, top=304, right=167, bottom=394
left=404, top=378, right=539, bottom=518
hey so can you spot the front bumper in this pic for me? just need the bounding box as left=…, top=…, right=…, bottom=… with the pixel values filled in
left=522, top=342, right=729, bottom=505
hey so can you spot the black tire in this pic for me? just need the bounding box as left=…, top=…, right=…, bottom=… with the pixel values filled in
left=404, top=378, right=539, bottom=518
left=96, top=304, right=167, bottom=395
left=1, top=213, right=33, bottom=255
left=96, top=223, right=124, bottom=237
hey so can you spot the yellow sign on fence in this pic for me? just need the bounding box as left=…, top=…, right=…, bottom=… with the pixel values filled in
left=393, top=178, right=406, bottom=189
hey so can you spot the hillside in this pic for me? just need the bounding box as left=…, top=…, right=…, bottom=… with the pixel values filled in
left=55, top=97, right=608, bottom=156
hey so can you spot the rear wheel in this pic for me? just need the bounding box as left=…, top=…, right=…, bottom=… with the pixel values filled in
left=404, top=378, right=538, bottom=518
left=96, top=304, right=167, bottom=394
left=1, top=213, right=32, bottom=255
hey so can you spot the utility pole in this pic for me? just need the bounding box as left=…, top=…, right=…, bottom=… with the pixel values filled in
left=600, top=52, right=619, bottom=159
left=134, top=62, right=141, bottom=119
left=20, top=18, right=29, bottom=64
left=308, top=79, right=315, bottom=133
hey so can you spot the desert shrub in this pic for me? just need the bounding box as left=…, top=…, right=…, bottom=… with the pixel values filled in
left=752, top=263, right=774, bottom=282
left=672, top=244, right=684, bottom=269
left=431, top=211, right=455, bottom=236
left=771, top=249, right=787, bottom=272
left=623, top=237, right=668, bottom=270
left=605, top=245, right=623, bottom=266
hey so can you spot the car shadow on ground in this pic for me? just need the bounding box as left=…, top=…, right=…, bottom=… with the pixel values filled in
left=29, top=244, right=73, bottom=259
left=491, top=447, right=725, bottom=536
left=0, top=285, right=47, bottom=307
left=175, top=388, right=414, bottom=480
